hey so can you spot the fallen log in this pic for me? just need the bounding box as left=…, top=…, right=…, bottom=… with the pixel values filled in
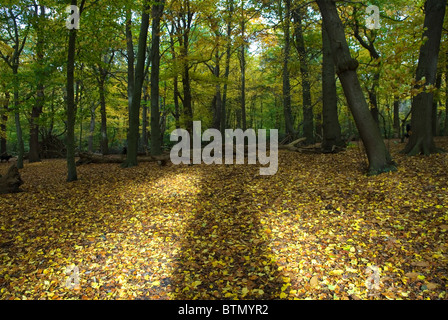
left=76, top=152, right=170, bottom=166
left=0, top=164, right=24, bottom=194
left=278, top=138, right=307, bottom=152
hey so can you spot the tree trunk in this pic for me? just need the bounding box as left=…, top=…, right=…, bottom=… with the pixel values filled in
left=29, top=5, right=46, bottom=163
left=168, top=26, right=180, bottom=129
left=65, top=1, right=79, bottom=181
left=212, top=49, right=222, bottom=130
left=393, top=96, right=400, bottom=138
left=150, top=0, right=165, bottom=156
left=321, top=24, right=343, bottom=153
left=282, top=0, right=295, bottom=139
left=445, top=52, right=448, bottom=136
left=432, top=71, right=442, bottom=136
left=0, top=92, right=9, bottom=155
left=221, top=0, right=234, bottom=133
left=239, top=0, right=247, bottom=131
left=316, top=0, right=395, bottom=175
left=99, top=76, right=109, bottom=155
left=402, top=0, right=446, bottom=155
left=142, top=85, right=149, bottom=151
left=88, top=102, right=97, bottom=153
left=292, top=6, right=313, bottom=144
left=124, top=0, right=151, bottom=168
left=12, top=65, right=24, bottom=170
left=0, top=164, right=23, bottom=194
left=126, top=9, right=135, bottom=114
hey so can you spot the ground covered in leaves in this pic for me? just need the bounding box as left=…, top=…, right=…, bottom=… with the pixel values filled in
left=1, top=138, right=448, bottom=300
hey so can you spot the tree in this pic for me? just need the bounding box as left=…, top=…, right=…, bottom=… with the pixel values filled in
left=280, top=0, right=296, bottom=139
left=321, top=23, right=343, bottom=152
left=316, top=0, right=396, bottom=174
left=123, top=0, right=151, bottom=168
left=150, top=0, right=165, bottom=156
left=0, top=4, right=30, bottom=169
left=29, top=3, right=46, bottom=163
left=402, top=0, right=446, bottom=155
left=66, top=0, right=86, bottom=181
left=292, top=3, right=314, bottom=144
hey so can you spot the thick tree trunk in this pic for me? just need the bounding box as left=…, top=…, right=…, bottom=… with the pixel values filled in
left=402, top=0, right=446, bottom=155
left=150, top=0, right=165, bottom=156
left=445, top=53, right=448, bottom=136
left=221, top=0, right=233, bottom=133
left=292, top=6, right=313, bottom=144
left=0, top=165, right=23, bottom=194
left=282, top=0, right=295, bottom=139
left=316, top=0, right=395, bottom=175
left=168, top=27, right=180, bottom=129
left=321, top=25, right=343, bottom=153
left=66, top=3, right=78, bottom=181
left=124, top=1, right=151, bottom=168
left=29, top=5, right=46, bottom=163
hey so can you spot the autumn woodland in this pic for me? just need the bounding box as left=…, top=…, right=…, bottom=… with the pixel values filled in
left=1, top=0, right=448, bottom=302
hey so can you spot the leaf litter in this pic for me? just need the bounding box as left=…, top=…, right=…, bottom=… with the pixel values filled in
left=0, top=138, right=447, bottom=300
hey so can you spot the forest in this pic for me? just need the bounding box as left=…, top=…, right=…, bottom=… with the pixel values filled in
left=0, top=0, right=448, bottom=301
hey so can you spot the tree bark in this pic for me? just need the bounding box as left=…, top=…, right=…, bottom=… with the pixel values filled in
left=29, top=5, right=46, bottom=163
left=65, top=1, right=80, bottom=181
left=221, top=0, right=234, bottom=133
left=432, top=71, right=442, bottom=136
left=0, top=92, right=9, bottom=155
left=77, top=152, right=169, bottom=166
left=393, top=96, right=400, bottom=138
left=126, top=9, right=135, bottom=114
left=168, top=25, right=180, bottom=129
left=281, top=0, right=296, bottom=139
left=321, top=24, right=343, bottom=153
left=239, top=0, right=247, bottom=131
left=150, top=0, right=165, bottom=156
left=292, top=6, right=313, bottom=144
left=88, top=102, right=98, bottom=153
left=98, top=74, right=109, bottom=155
left=12, top=65, right=24, bottom=170
left=123, top=0, right=151, bottom=168
left=316, top=0, right=395, bottom=175
left=402, top=0, right=446, bottom=155
left=445, top=52, right=448, bottom=136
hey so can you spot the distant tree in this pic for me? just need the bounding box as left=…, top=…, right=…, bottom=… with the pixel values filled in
left=402, top=0, right=446, bottom=155
left=66, top=0, right=86, bottom=181
left=123, top=0, right=151, bottom=167
left=316, top=0, right=396, bottom=174
left=321, top=24, right=343, bottom=152
left=150, top=0, right=165, bottom=156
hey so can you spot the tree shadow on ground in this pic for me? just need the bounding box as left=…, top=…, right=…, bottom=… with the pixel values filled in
left=170, top=164, right=287, bottom=299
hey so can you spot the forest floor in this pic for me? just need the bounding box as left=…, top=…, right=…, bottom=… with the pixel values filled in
left=1, top=138, right=448, bottom=300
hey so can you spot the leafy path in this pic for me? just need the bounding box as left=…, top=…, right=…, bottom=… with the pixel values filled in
left=1, top=138, right=448, bottom=300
